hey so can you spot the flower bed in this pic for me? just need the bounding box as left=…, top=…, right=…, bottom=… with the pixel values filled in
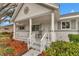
left=0, top=39, right=28, bottom=56
left=0, top=32, right=28, bottom=56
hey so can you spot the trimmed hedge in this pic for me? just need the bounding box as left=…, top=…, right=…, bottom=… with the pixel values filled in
left=45, top=41, right=79, bottom=56
left=0, top=32, right=13, bottom=39
left=68, top=34, right=79, bottom=42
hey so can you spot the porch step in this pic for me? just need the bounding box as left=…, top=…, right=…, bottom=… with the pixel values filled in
left=31, top=42, right=41, bottom=51
left=33, top=42, right=41, bottom=47
left=32, top=45, right=40, bottom=51
left=22, top=49, right=40, bottom=56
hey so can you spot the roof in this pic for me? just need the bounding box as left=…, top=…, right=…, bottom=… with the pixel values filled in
left=60, top=12, right=79, bottom=20
left=10, top=3, right=59, bottom=22
left=61, top=12, right=79, bottom=17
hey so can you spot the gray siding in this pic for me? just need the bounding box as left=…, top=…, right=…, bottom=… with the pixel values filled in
left=56, top=30, right=78, bottom=41
left=71, top=20, right=76, bottom=29
left=56, top=19, right=78, bottom=41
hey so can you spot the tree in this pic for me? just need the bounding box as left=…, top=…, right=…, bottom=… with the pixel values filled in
left=0, top=3, right=17, bottom=26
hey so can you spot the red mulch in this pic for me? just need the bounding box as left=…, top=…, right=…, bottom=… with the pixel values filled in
left=3, top=39, right=29, bottom=56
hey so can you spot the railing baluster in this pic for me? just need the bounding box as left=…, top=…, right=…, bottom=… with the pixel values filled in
left=27, top=33, right=35, bottom=49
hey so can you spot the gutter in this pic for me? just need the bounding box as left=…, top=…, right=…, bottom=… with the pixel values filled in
left=58, top=15, right=79, bottom=21
left=41, top=3, right=59, bottom=9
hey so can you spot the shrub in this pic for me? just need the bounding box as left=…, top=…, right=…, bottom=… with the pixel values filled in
left=45, top=41, right=79, bottom=56
left=4, top=47, right=15, bottom=54
left=68, top=34, right=79, bottom=42
left=0, top=32, right=13, bottom=41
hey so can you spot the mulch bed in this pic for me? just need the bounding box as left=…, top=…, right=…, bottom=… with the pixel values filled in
left=9, top=39, right=28, bottom=56
left=0, top=39, right=29, bottom=56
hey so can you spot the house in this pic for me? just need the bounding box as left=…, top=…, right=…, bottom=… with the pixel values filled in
left=57, top=12, right=79, bottom=41
left=0, top=3, right=79, bottom=56
left=11, top=3, right=59, bottom=53
left=10, top=3, right=79, bottom=55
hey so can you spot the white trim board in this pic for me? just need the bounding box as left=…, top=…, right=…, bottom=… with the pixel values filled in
left=61, top=21, right=71, bottom=30
left=60, top=15, right=79, bottom=20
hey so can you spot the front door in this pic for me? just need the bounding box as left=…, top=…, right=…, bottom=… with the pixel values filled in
left=32, top=24, right=42, bottom=41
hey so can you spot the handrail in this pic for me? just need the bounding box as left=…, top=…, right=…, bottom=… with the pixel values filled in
left=40, top=32, right=48, bottom=52
left=41, top=32, right=47, bottom=41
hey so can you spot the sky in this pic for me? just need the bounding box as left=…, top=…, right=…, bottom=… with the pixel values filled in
left=0, top=16, right=13, bottom=26
left=59, top=3, right=79, bottom=15
left=1, top=3, right=79, bottom=26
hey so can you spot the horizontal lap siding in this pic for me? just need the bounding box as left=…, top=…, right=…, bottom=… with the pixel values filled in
left=71, top=20, right=76, bottom=29
left=56, top=30, right=78, bottom=42
left=56, top=19, right=77, bottom=41
left=15, top=31, right=29, bottom=41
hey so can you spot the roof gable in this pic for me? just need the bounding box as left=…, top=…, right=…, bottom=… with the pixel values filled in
left=14, top=3, right=52, bottom=22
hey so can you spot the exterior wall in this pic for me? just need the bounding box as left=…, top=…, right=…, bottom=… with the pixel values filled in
left=57, top=19, right=76, bottom=30
left=56, top=19, right=78, bottom=41
left=15, top=21, right=29, bottom=41
left=77, top=19, right=79, bottom=30
left=56, top=30, right=78, bottom=41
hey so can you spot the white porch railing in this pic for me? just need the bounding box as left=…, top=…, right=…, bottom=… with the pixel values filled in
left=30, top=33, right=36, bottom=47
left=27, top=32, right=50, bottom=52
left=27, top=33, right=36, bottom=49
left=40, top=32, right=48, bottom=52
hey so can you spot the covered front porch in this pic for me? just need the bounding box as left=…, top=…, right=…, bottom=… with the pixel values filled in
left=14, top=12, right=56, bottom=51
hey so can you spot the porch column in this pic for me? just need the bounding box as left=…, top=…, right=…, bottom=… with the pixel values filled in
left=13, top=23, right=16, bottom=39
left=29, top=18, right=32, bottom=46
left=51, top=13, right=56, bottom=42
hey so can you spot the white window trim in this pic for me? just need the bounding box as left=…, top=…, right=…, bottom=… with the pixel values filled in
left=61, top=21, right=71, bottom=30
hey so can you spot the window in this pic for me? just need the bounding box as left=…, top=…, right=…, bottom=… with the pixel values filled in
left=62, top=22, right=70, bottom=29
left=32, top=25, right=40, bottom=31
left=18, top=26, right=25, bottom=30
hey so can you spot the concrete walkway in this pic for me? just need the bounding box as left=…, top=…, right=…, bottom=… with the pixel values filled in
left=22, top=49, right=40, bottom=56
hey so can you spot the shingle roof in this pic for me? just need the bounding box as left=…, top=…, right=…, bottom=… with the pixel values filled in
left=61, top=12, right=79, bottom=18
